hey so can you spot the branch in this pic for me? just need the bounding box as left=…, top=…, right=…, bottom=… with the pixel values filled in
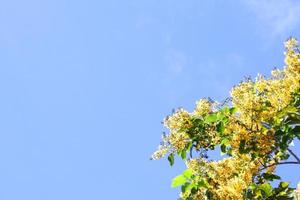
left=287, top=148, right=300, bottom=163
left=259, top=161, right=300, bottom=171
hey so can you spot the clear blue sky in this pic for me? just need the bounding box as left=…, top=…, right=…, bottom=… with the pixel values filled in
left=0, top=0, right=299, bottom=199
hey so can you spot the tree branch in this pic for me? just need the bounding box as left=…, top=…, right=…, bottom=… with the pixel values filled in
left=259, top=161, right=300, bottom=171
left=287, top=148, right=300, bottom=163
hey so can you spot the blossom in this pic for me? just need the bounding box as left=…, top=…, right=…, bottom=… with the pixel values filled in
left=153, top=38, right=300, bottom=199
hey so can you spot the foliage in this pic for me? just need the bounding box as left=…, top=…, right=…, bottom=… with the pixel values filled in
left=152, top=38, right=300, bottom=199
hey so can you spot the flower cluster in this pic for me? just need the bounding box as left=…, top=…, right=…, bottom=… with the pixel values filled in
left=194, top=99, right=212, bottom=117
left=183, top=155, right=260, bottom=199
left=152, top=38, right=300, bottom=199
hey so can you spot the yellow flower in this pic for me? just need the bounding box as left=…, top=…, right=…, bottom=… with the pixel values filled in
left=169, top=131, right=190, bottom=151
left=153, top=38, right=300, bottom=199
left=194, top=99, right=212, bottom=116
left=163, top=108, right=191, bottom=130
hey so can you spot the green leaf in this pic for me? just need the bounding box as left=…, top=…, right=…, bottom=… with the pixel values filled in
left=262, top=173, right=281, bottom=181
left=239, top=140, right=246, bottom=149
left=197, top=179, right=209, bottom=188
left=297, top=133, right=300, bottom=140
left=205, top=113, right=218, bottom=123
left=239, top=140, right=249, bottom=153
left=216, top=121, right=225, bottom=134
left=222, top=107, right=230, bottom=114
left=248, top=183, right=257, bottom=190
left=279, top=182, right=289, bottom=189
left=221, top=138, right=229, bottom=145
left=171, top=175, right=187, bottom=188
left=220, top=144, right=227, bottom=155
left=168, top=153, right=174, bottom=166
left=205, top=190, right=213, bottom=199
left=181, top=183, right=188, bottom=193
left=259, top=183, right=273, bottom=197
left=180, top=150, right=187, bottom=160
left=217, top=112, right=225, bottom=120
left=187, top=142, right=193, bottom=151
left=183, top=169, right=193, bottom=179
left=292, top=126, right=300, bottom=140
left=229, top=107, right=237, bottom=114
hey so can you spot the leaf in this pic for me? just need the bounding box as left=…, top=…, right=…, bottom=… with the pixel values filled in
left=187, top=142, right=193, bottom=151
left=181, top=183, right=188, bottom=193
left=221, top=138, right=229, bottom=145
left=171, top=175, right=187, bottom=188
left=197, top=179, right=209, bottom=188
left=183, top=169, right=193, bottom=178
left=180, top=151, right=187, bottom=160
left=286, top=118, right=300, bottom=126
left=217, top=112, right=225, bottom=120
left=248, top=183, right=257, bottom=190
left=229, top=107, right=237, bottom=114
left=221, top=144, right=226, bottom=154
left=239, top=140, right=246, bottom=149
left=205, top=113, right=218, bottom=123
left=259, top=183, right=273, bottom=197
left=279, top=182, right=289, bottom=189
left=216, top=121, right=225, bottom=134
left=262, top=173, right=281, bottom=181
left=222, top=107, right=230, bottom=115
left=297, top=133, right=300, bottom=140
left=205, top=190, right=213, bottom=199
left=239, top=140, right=250, bottom=153
left=168, top=153, right=174, bottom=166
left=292, top=126, right=300, bottom=140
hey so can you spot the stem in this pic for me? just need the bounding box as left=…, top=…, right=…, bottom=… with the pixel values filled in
left=287, top=148, right=300, bottom=163
left=260, top=161, right=300, bottom=171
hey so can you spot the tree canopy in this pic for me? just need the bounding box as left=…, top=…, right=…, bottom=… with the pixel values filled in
left=152, top=38, right=300, bottom=199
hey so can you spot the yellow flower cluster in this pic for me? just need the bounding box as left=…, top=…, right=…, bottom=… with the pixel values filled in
left=194, top=99, right=212, bottom=117
left=180, top=188, right=206, bottom=200
left=151, top=144, right=169, bottom=160
left=224, top=117, right=275, bottom=156
left=228, top=37, right=300, bottom=156
left=185, top=155, right=260, bottom=199
left=185, top=157, right=207, bottom=174
left=231, top=38, right=299, bottom=123
left=168, top=131, right=191, bottom=151
left=153, top=38, right=300, bottom=199
left=163, top=108, right=192, bottom=130
left=152, top=108, right=192, bottom=159
left=208, top=156, right=260, bottom=199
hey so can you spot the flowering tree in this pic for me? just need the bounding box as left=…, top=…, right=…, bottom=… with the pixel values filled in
left=152, top=38, right=300, bottom=199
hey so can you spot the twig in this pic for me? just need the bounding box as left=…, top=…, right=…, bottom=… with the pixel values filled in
left=287, top=148, right=300, bottom=163
left=259, top=161, right=300, bottom=171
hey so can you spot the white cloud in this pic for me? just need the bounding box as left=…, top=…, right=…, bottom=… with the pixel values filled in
left=244, top=0, right=300, bottom=38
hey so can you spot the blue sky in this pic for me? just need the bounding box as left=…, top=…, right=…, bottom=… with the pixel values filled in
left=0, top=0, right=299, bottom=199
